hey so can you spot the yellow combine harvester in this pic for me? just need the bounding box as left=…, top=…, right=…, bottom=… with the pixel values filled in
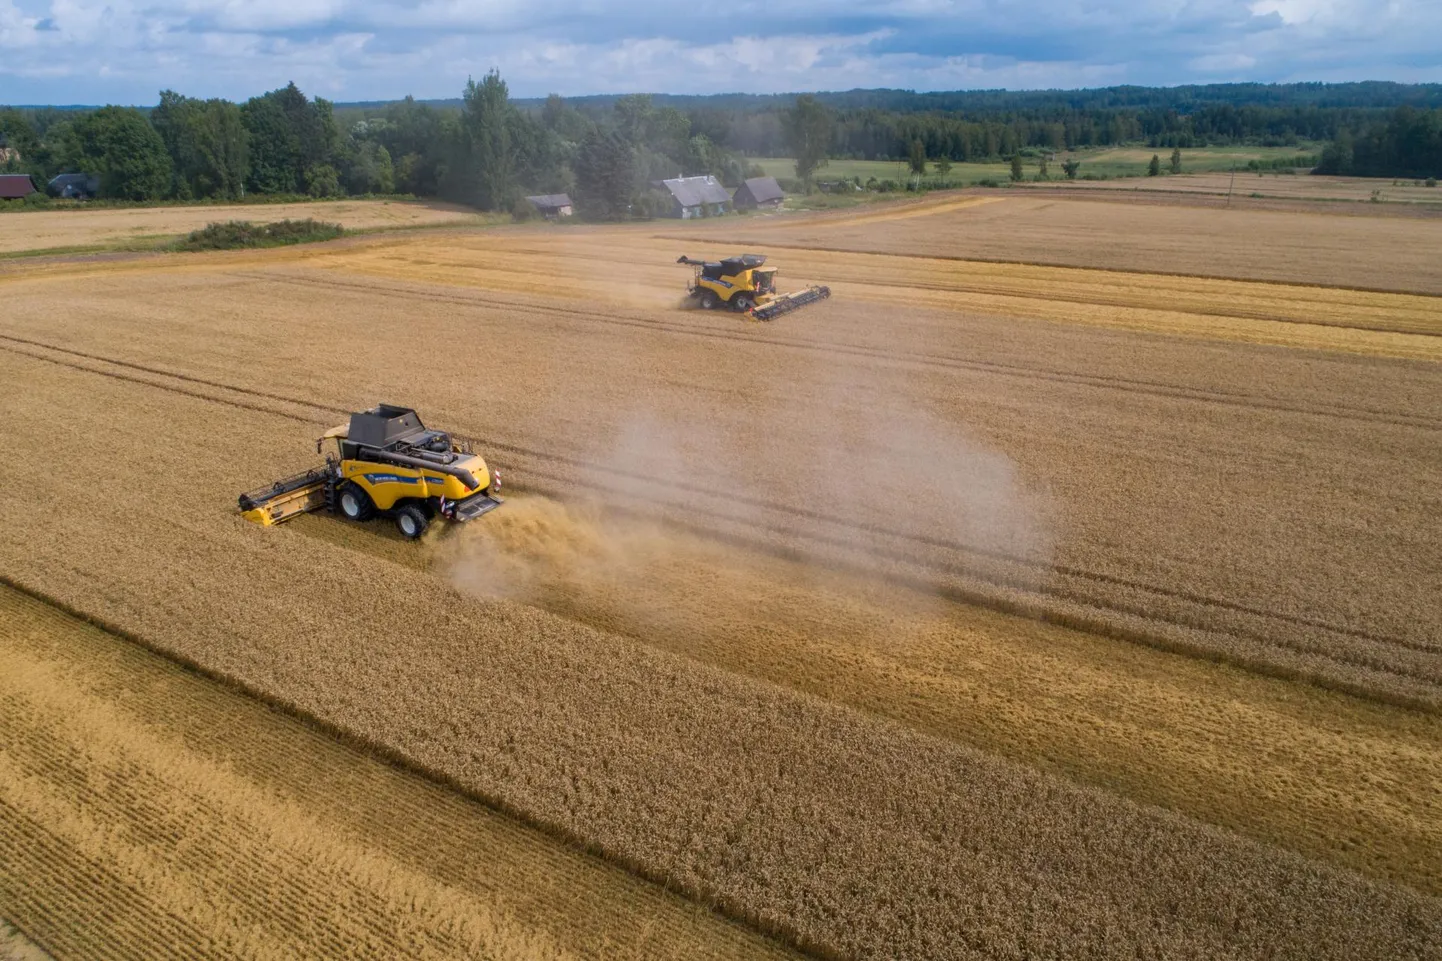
left=238, top=404, right=502, bottom=539
left=677, top=253, right=830, bottom=320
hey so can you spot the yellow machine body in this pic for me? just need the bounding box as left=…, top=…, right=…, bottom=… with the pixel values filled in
left=678, top=253, right=830, bottom=320
left=237, top=405, right=504, bottom=539
left=693, top=265, right=780, bottom=308
left=340, top=452, right=492, bottom=510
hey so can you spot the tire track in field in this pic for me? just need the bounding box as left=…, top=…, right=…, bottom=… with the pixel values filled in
left=656, top=235, right=1442, bottom=303
left=239, top=270, right=1442, bottom=433
left=4, top=337, right=1438, bottom=711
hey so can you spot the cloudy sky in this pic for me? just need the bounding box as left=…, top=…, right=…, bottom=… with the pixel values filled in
left=2, top=0, right=1439, bottom=105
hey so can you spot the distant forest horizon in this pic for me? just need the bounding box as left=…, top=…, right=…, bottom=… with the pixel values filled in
left=12, top=81, right=1442, bottom=114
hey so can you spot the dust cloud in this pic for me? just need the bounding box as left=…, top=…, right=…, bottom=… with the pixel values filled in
left=441, top=352, right=1055, bottom=656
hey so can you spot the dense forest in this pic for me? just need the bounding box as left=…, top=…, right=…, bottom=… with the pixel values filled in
left=2, top=80, right=1439, bottom=215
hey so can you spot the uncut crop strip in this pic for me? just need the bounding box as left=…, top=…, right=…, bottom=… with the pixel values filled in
left=231, top=270, right=1442, bottom=430
left=0, top=585, right=798, bottom=961
left=2, top=350, right=1442, bottom=961
left=4, top=328, right=1440, bottom=714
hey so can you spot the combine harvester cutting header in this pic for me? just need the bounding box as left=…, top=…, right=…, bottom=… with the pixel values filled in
left=677, top=253, right=830, bottom=320
left=238, top=404, right=502, bottom=540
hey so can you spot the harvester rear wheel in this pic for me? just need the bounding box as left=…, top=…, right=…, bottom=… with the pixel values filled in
left=698, top=290, right=720, bottom=310
left=395, top=504, right=429, bottom=540
left=337, top=481, right=374, bottom=521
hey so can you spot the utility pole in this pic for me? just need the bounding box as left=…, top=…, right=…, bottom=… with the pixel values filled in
left=1226, top=164, right=1236, bottom=207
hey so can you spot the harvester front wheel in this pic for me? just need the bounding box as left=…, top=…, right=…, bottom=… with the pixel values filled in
left=698, top=290, right=720, bottom=310
left=732, top=293, right=754, bottom=312
left=337, top=481, right=374, bottom=522
left=395, top=504, right=429, bottom=540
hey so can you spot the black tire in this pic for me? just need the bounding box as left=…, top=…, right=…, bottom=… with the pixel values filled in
left=698, top=290, right=720, bottom=310
left=395, top=503, right=429, bottom=540
left=732, top=293, right=755, bottom=312
left=337, top=481, right=374, bottom=521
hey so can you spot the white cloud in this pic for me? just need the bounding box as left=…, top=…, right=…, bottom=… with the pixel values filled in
left=0, top=0, right=1439, bottom=103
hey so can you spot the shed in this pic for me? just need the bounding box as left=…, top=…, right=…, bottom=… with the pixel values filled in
left=0, top=174, right=38, bottom=200
left=732, top=176, right=785, bottom=210
left=659, top=175, right=731, bottom=219
left=525, top=193, right=573, bottom=218
left=49, top=173, right=100, bottom=199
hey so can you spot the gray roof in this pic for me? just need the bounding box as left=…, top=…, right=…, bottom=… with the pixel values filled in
left=739, top=176, right=785, bottom=203
left=525, top=193, right=572, bottom=208
left=661, top=175, right=730, bottom=208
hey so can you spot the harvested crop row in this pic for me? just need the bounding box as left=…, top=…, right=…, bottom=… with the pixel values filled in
left=0, top=585, right=795, bottom=961
left=4, top=254, right=1439, bottom=709
left=687, top=194, right=1442, bottom=295
left=1, top=343, right=1440, bottom=960
left=9, top=332, right=1442, bottom=896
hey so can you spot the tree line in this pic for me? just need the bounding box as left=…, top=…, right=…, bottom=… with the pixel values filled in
left=3, top=80, right=1439, bottom=207
left=1315, top=106, right=1442, bottom=178
left=0, top=74, right=770, bottom=215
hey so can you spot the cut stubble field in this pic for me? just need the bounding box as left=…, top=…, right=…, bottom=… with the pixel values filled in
left=2, top=194, right=1442, bottom=960
left=0, top=198, right=480, bottom=256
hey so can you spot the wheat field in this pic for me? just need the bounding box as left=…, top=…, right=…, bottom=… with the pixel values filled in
left=2, top=194, right=1441, bottom=959
left=0, top=199, right=479, bottom=255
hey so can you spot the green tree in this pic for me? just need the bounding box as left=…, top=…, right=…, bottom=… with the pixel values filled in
left=345, top=140, right=394, bottom=195
left=908, top=138, right=927, bottom=176
left=0, top=109, right=41, bottom=173
left=574, top=128, right=635, bottom=220
left=152, top=91, right=249, bottom=199
left=1170, top=146, right=1182, bottom=174
left=1062, top=159, right=1081, bottom=179
left=934, top=155, right=953, bottom=177
left=785, top=95, right=832, bottom=187
left=457, top=70, right=520, bottom=211
left=1009, top=154, right=1024, bottom=181
left=1148, top=153, right=1161, bottom=176
left=1037, top=156, right=1049, bottom=180
left=66, top=106, right=172, bottom=200
left=241, top=83, right=340, bottom=195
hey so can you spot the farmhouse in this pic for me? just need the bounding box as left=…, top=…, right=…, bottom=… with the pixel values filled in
left=525, top=193, right=573, bottom=218
left=49, top=173, right=100, bottom=199
left=732, top=176, right=785, bottom=210
left=0, top=173, right=38, bottom=200
left=658, top=175, right=731, bottom=218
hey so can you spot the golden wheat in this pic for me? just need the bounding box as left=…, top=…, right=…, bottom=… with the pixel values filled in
left=0, top=338, right=1439, bottom=960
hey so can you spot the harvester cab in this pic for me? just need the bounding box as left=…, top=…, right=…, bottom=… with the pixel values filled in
left=677, top=253, right=830, bottom=321
left=238, top=404, right=502, bottom=540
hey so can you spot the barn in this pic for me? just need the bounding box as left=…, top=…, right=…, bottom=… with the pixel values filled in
left=525, top=193, right=573, bottom=218
left=732, top=176, right=785, bottom=210
left=0, top=174, right=38, bottom=201
left=658, top=175, right=731, bottom=219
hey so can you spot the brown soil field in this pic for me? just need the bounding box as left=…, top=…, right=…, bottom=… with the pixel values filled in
left=0, top=199, right=478, bottom=255
left=1023, top=171, right=1442, bottom=205
left=0, top=584, right=795, bottom=961
left=689, top=193, right=1442, bottom=293
left=4, top=199, right=1442, bottom=959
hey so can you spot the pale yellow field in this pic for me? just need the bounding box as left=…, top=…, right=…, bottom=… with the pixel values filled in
left=0, top=199, right=479, bottom=255
left=1026, top=171, right=1442, bottom=204
left=3, top=194, right=1442, bottom=959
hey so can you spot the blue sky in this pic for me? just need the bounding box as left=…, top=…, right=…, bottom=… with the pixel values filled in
left=2, top=0, right=1440, bottom=105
